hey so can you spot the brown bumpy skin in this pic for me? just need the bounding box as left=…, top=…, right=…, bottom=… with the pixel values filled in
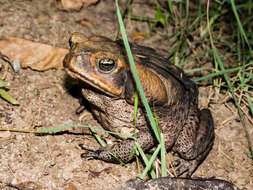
left=80, top=131, right=156, bottom=163
left=117, top=177, right=240, bottom=190
left=64, top=33, right=215, bottom=177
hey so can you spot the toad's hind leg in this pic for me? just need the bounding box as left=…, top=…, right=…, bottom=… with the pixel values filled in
left=80, top=131, right=156, bottom=163
left=172, top=108, right=214, bottom=177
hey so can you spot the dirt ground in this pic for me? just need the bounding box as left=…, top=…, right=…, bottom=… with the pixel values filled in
left=0, top=0, right=252, bottom=190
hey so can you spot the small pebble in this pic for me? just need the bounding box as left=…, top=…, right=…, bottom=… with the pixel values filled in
left=12, top=59, right=21, bottom=72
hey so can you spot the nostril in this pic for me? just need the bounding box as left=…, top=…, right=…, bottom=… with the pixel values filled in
left=63, top=53, right=72, bottom=68
left=69, top=42, right=77, bottom=51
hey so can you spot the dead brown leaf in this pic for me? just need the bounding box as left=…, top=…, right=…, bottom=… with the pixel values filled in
left=0, top=37, right=68, bottom=71
left=56, top=0, right=99, bottom=11
left=76, top=18, right=93, bottom=28
left=132, top=32, right=147, bottom=40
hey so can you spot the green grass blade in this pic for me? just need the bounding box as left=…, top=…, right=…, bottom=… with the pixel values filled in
left=230, top=0, right=253, bottom=56
left=115, top=0, right=160, bottom=143
left=135, top=142, right=156, bottom=179
left=127, top=15, right=156, bottom=23
left=0, top=80, right=9, bottom=88
left=89, top=127, right=106, bottom=147
left=36, top=125, right=133, bottom=139
left=246, top=92, right=253, bottom=116
left=0, top=89, right=19, bottom=105
left=134, top=91, right=138, bottom=139
left=237, top=28, right=242, bottom=65
left=193, top=62, right=253, bottom=82
left=156, top=6, right=165, bottom=26
left=140, top=144, right=161, bottom=179
left=167, top=0, right=175, bottom=19
left=185, top=0, right=189, bottom=28
left=160, top=133, right=167, bottom=177
left=133, top=91, right=139, bottom=163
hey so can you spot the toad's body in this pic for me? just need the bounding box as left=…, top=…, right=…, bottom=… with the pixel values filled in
left=64, top=33, right=214, bottom=176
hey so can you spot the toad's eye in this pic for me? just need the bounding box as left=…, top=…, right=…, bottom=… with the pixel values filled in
left=98, top=58, right=117, bottom=73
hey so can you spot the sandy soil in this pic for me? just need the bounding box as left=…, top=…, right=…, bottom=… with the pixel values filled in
left=0, top=0, right=252, bottom=189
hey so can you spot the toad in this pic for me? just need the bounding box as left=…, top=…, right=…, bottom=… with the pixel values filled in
left=63, top=33, right=214, bottom=176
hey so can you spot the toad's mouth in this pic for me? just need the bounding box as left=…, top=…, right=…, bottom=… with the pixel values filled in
left=65, top=68, right=117, bottom=98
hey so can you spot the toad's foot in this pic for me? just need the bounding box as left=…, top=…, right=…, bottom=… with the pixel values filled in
left=79, top=131, right=156, bottom=163
left=79, top=144, right=103, bottom=159
left=169, top=157, right=200, bottom=177
left=79, top=143, right=125, bottom=163
left=170, top=138, right=214, bottom=177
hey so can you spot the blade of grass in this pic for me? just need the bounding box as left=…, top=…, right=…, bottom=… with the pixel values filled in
left=134, top=91, right=138, bottom=140
left=237, top=28, right=242, bottom=65
left=193, top=62, right=253, bottom=82
left=185, top=0, right=189, bottom=28
left=133, top=91, right=139, bottom=165
left=127, top=15, right=156, bottom=23
left=121, top=0, right=133, bottom=19
left=193, top=0, right=202, bottom=30
left=109, top=152, right=126, bottom=166
left=36, top=125, right=135, bottom=139
left=184, top=67, right=211, bottom=74
left=167, top=0, right=175, bottom=19
left=153, top=105, right=160, bottom=135
left=230, top=0, right=253, bottom=56
left=0, top=80, right=9, bottom=88
left=116, top=1, right=166, bottom=178
left=140, top=144, right=161, bottom=179
left=0, top=128, right=34, bottom=133
left=0, top=124, right=135, bottom=140
left=135, top=142, right=156, bottom=179
left=0, top=89, right=19, bottom=105
left=246, top=92, right=253, bottom=116
left=115, top=0, right=160, bottom=143
left=155, top=5, right=165, bottom=26
left=160, top=133, right=167, bottom=177
left=89, top=127, right=106, bottom=147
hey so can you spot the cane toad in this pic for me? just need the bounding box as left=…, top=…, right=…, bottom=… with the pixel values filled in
left=64, top=33, right=214, bottom=176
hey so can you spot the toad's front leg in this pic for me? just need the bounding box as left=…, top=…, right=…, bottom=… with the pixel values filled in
left=80, top=131, right=156, bottom=163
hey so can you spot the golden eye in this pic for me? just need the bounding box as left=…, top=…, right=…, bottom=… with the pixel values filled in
left=98, top=58, right=117, bottom=73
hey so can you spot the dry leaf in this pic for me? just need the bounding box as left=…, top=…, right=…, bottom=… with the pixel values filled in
left=56, top=0, right=99, bottom=11
left=0, top=37, right=68, bottom=71
left=76, top=18, right=93, bottom=28
left=132, top=32, right=147, bottom=40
